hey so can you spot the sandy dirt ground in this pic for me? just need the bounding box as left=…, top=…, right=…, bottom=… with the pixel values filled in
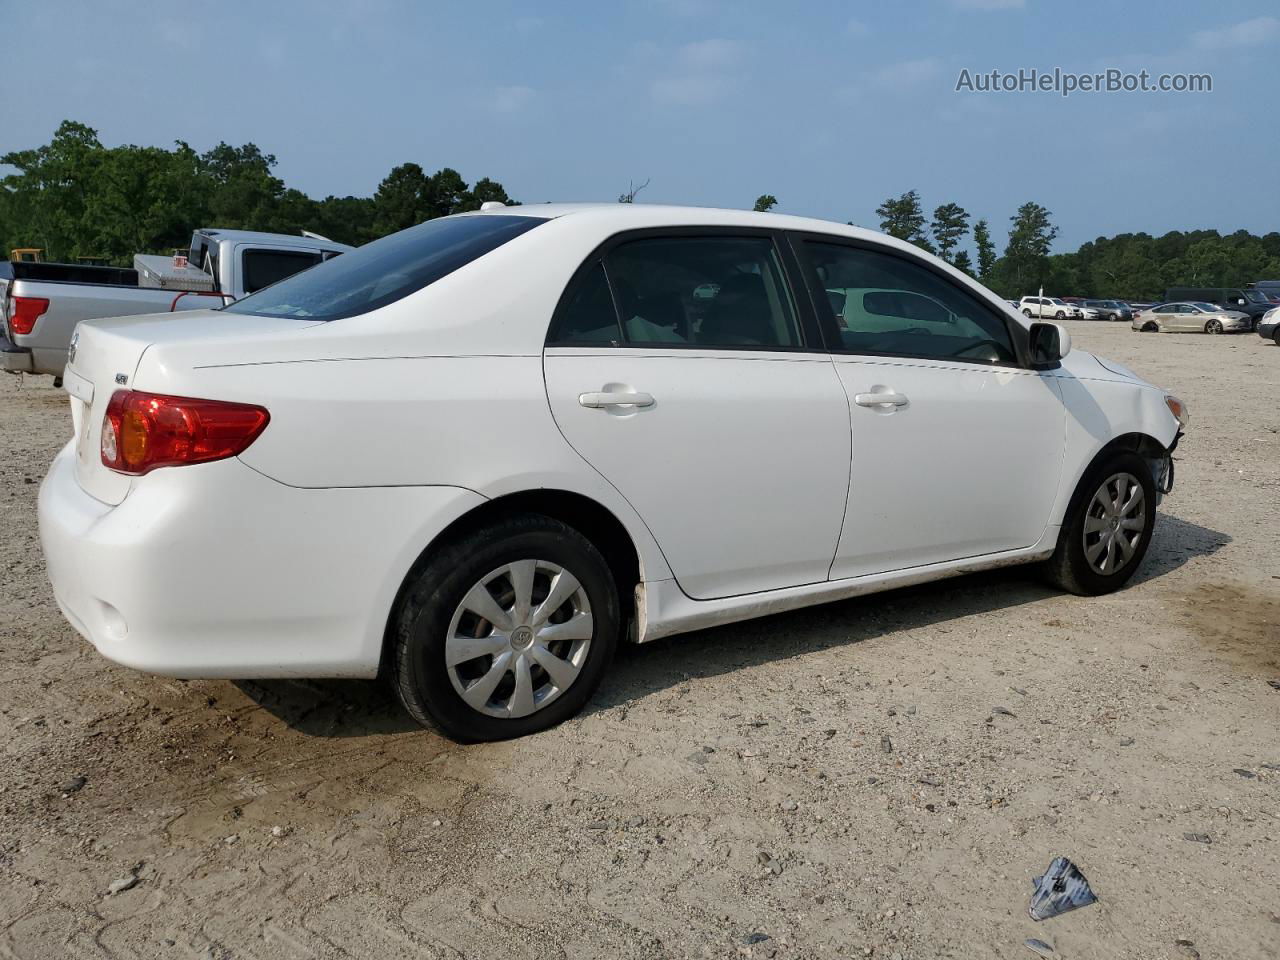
left=1, top=322, right=1277, bottom=960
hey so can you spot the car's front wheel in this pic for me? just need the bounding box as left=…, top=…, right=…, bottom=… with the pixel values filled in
left=1205, top=319, right=1223, bottom=334
left=1055, top=311, right=1066, bottom=320
left=390, top=514, right=620, bottom=741
left=1022, top=308, right=1033, bottom=317
left=1042, top=451, right=1156, bottom=596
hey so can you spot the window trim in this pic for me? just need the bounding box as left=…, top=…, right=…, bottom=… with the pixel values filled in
left=545, top=226, right=824, bottom=353
left=787, top=231, right=1033, bottom=369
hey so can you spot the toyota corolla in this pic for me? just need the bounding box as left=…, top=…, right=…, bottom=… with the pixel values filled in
left=38, top=204, right=1186, bottom=741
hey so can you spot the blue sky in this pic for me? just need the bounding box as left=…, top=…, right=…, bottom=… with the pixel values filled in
left=4, top=0, right=1277, bottom=252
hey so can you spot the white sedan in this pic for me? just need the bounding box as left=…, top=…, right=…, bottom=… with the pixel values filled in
left=39, top=204, right=1187, bottom=741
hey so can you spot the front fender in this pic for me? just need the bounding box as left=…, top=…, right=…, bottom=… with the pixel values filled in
left=1050, top=361, right=1179, bottom=526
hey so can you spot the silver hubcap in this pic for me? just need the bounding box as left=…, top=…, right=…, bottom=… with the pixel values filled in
left=445, top=560, right=593, bottom=719
left=1083, top=472, right=1146, bottom=575
left=1207, top=321, right=1221, bottom=334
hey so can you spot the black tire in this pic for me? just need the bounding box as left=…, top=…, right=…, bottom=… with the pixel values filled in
left=1022, top=308, right=1033, bottom=317
left=1205, top=319, right=1223, bottom=335
left=390, top=514, right=620, bottom=741
left=1055, top=311, right=1066, bottom=320
left=1141, top=322, right=1158, bottom=332
left=1042, top=451, right=1157, bottom=596
left=1273, top=329, right=1280, bottom=346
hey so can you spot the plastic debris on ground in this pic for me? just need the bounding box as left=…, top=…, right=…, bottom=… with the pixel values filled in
left=1028, top=857, right=1098, bottom=921
left=1024, top=938, right=1055, bottom=957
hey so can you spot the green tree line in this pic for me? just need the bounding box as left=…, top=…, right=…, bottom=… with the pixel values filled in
left=873, top=188, right=1280, bottom=301
left=0, top=121, right=514, bottom=264
left=5, top=122, right=1278, bottom=302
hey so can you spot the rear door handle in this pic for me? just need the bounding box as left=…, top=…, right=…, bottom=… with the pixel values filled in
left=854, top=392, right=909, bottom=407
left=578, top=391, right=655, bottom=409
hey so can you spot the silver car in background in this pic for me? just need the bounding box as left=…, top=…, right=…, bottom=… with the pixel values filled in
left=1082, top=299, right=1132, bottom=322
left=1133, top=301, right=1252, bottom=334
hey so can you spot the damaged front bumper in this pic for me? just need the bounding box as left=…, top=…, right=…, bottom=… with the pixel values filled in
left=1153, top=432, right=1181, bottom=500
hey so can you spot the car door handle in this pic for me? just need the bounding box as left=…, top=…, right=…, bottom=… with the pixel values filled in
left=854, top=392, right=909, bottom=407
left=578, top=391, right=655, bottom=409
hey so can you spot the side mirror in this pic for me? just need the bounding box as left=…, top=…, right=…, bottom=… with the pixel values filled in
left=1029, top=322, right=1071, bottom=368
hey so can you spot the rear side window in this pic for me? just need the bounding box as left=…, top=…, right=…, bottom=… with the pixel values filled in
left=550, top=235, right=801, bottom=349
left=548, top=261, right=623, bottom=345
left=225, top=215, right=545, bottom=320
left=242, top=249, right=323, bottom=294
left=608, top=236, right=800, bottom=348
left=804, top=241, right=1016, bottom=364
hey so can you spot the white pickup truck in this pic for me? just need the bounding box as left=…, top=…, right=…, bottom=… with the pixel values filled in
left=1, top=228, right=350, bottom=382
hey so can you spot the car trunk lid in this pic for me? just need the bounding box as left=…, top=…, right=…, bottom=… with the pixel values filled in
left=64, top=310, right=317, bottom=505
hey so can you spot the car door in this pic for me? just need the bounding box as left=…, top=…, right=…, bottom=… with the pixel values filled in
left=1165, top=303, right=1192, bottom=331
left=543, top=230, right=851, bottom=600
left=795, top=236, right=1066, bottom=579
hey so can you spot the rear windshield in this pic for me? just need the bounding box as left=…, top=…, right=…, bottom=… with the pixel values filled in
left=224, top=214, right=545, bottom=321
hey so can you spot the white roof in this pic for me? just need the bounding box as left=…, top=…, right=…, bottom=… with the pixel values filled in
left=471, top=201, right=914, bottom=254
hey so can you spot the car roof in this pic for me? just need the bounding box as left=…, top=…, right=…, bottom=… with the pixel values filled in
left=465, top=202, right=904, bottom=249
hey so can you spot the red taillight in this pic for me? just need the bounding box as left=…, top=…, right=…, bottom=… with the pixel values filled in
left=100, top=390, right=270, bottom=475
left=10, top=296, right=50, bottom=335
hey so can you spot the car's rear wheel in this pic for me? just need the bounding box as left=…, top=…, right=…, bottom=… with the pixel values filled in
left=1042, top=451, right=1156, bottom=596
left=1141, top=321, right=1158, bottom=332
left=390, top=514, right=620, bottom=741
left=1273, top=329, right=1280, bottom=346
left=1205, top=319, right=1223, bottom=334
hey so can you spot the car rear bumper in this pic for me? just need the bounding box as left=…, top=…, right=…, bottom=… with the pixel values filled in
left=38, top=441, right=484, bottom=678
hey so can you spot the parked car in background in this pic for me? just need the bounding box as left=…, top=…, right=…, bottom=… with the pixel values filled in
left=1076, top=302, right=1103, bottom=320
left=1019, top=296, right=1082, bottom=320
left=1249, top=280, right=1280, bottom=299
left=1082, top=299, right=1132, bottom=322
left=38, top=203, right=1185, bottom=741
left=1133, top=301, right=1252, bottom=334
left=1165, top=286, right=1271, bottom=330
left=1, top=229, right=350, bottom=381
left=1258, top=305, right=1279, bottom=344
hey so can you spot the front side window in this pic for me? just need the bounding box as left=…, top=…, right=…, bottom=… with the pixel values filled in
left=225, top=214, right=545, bottom=321
left=603, top=236, right=801, bottom=349
left=804, top=241, right=1017, bottom=364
